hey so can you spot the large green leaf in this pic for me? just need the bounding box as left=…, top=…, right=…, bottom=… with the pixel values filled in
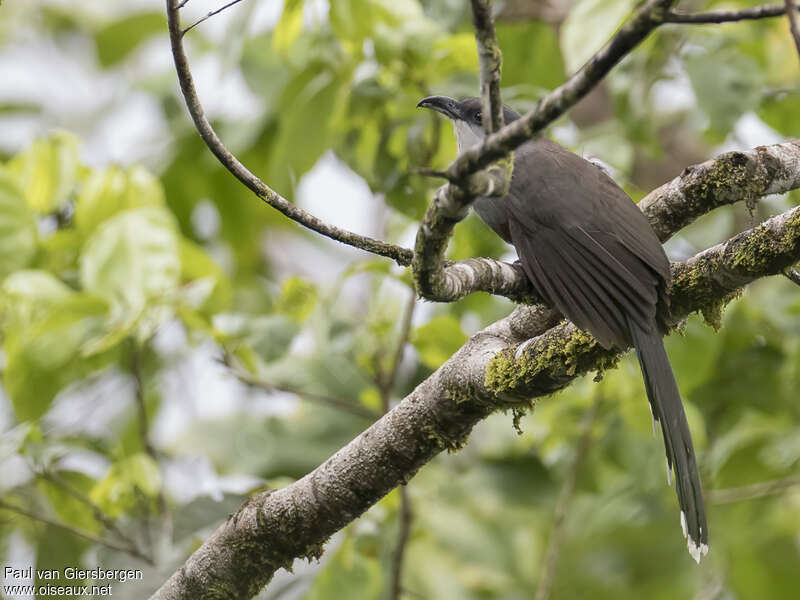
left=561, top=0, right=637, bottom=73
left=178, top=239, right=232, bottom=316
left=0, top=168, right=37, bottom=278
left=94, top=12, right=165, bottom=67
left=1, top=269, right=74, bottom=327
left=411, top=315, right=467, bottom=369
left=266, top=66, right=350, bottom=198
left=5, top=131, right=81, bottom=214
left=684, top=46, right=763, bottom=136
left=304, top=535, right=383, bottom=599
left=497, top=21, right=565, bottom=91
left=3, top=294, right=111, bottom=421
left=79, top=207, right=180, bottom=319
left=74, top=164, right=165, bottom=238
left=89, top=453, right=161, bottom=516
left=274, top=0, right=305, bottom=54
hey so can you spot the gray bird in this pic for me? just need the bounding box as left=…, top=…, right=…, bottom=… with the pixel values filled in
left=418, top=95, right=708, bottom=562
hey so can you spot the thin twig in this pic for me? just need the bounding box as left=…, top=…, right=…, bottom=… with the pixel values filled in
left=382, top=291, right=417, bottom=408
left=785, top=0, right=800, bottom=61
left=707, top=476, right=800, bottom=504
left=176, top=0, right=190, bottom=8
left=470, top=0, right=504, bottom=134
left=37, top=470, right=135, bottom=548
left=222, top=353, right=380, bottom=420
left=0, top=498, right=153, bottom=563
left=181, top=0, right=249, bottom=36
left=379, top=291, right=417, bottom=600
left=408, top=166, right=454, bottom=181
left=390, top=485, right=413, bottom=600
left=665, top=3, right=795, bottom=24
left=534, top=397, right=600, bottom=600
left=164, top=0, right=414, bottom=267
left=784, top=267, right=800, bottom=285
left=131, top=348, right=171, bottom=553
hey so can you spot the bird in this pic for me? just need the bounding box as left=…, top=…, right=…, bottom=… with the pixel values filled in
left=418, top=95, right=708, bottom=562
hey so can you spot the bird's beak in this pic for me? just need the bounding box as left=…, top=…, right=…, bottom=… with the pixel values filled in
left=417, top=95, right=461, bottom=120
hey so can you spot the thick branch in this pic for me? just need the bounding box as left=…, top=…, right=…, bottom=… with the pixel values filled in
left=640, top=141, right=800, bottom=242
left=151, top=155, right=800, bottom=600
left=414, top=140, right=800, bottom=303
left=486, top=205, right=800, bottom=399
left=164, top=0, right=413, bottom=266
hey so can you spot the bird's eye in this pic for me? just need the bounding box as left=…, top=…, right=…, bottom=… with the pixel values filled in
left=475, top=112, right=482, bottom=124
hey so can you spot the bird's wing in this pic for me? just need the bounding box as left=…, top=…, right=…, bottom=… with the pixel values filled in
left=505, top=139, right=669, bottom=349
left=509, top=219, right=659, bottom=349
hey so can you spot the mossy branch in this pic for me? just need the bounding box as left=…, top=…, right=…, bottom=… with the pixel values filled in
left=152, top=200, right=800, bottom=600
left=485, top=205, right=800, bottom=397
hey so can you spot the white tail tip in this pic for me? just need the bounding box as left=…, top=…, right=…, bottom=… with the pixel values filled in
left=688, top=536, right=709, bottom=564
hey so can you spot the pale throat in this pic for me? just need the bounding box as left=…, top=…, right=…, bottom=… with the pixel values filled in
left=452, top=120, right=485, bottom=155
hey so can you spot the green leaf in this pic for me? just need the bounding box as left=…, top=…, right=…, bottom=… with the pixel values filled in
left=304, top=535, right=383, bottom=599
left=267, top=66, right=350, bottom=197
left=273, top=0, right=305, bottom=53
left=79, top=207, right=180, bottom=319
left=179, top=239, right=232, bottom=315
left=497, top=21, right=565, bottom=91
left=3, top=294, right=111, bottom=421
left=274, top=275, right=317, bottom=322
left=1, top=269, right=74, bottom=327
left=560, top=0, right=637, bottom=73
left=94, top=12, right=165, bottom=67
left=6, top=131, right=81, bottom=214
left=74, top=164, right=165, bottom=237
left=411, top=315, right=467, bottom=369
left=757, top=91, right=800, bottom=135
left=0, top=168, right=37, bottom=278
left=432, top=33, right=479, bottom=75
left=38, top=471, right=100, bottom=534
left=684, top=46, right=763, bottom=135
left=213, top=313, right=299, bottom=363
left=89, top=453, right=161, bottom=516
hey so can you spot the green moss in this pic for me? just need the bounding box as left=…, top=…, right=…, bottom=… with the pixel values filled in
left=422, top=424, right=467, bottom=453
left=511, top=404, right=532, bottom=434
left=485, top=326, right=619, bottom=397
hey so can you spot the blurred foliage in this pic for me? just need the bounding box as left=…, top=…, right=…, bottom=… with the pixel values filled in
left=0, top=0, right=799, bottom=599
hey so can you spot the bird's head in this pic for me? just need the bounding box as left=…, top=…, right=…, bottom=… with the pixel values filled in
left=416, top=95, right=519, bottom=153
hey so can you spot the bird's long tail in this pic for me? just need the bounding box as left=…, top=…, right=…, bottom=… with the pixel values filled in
left=629, top=318, right=708, bottom=562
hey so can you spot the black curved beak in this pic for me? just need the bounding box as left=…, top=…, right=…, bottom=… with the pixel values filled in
left=417, top=95, right=461, bottom=120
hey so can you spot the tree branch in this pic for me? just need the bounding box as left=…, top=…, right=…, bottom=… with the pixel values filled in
left=0, top=498, right=153, bottom=564
left=534, top=397, right=599, bottom=600
left=640, top=141, right=800, bottom=242
left=380, top=292, right=416, bottom=600
left=412, top=140, right=800, bottom=304
left=223, top=353, right=380, bottom=420
left=785, top=0, right=800, bottom=61
left=413, top=0, right=677, bottom=302
left=706, top=476, right=800, bottom=504
left=164, top=0, right=414, bottom=267
left=181, top=0, right=249, bottom=36
left=665, top=3, right=798, bottom=24
left=471, top=0, right=504, bottom=134
left=150, top=148, right=800, bottom=599
left=36, top=470, right=142, bottom=555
